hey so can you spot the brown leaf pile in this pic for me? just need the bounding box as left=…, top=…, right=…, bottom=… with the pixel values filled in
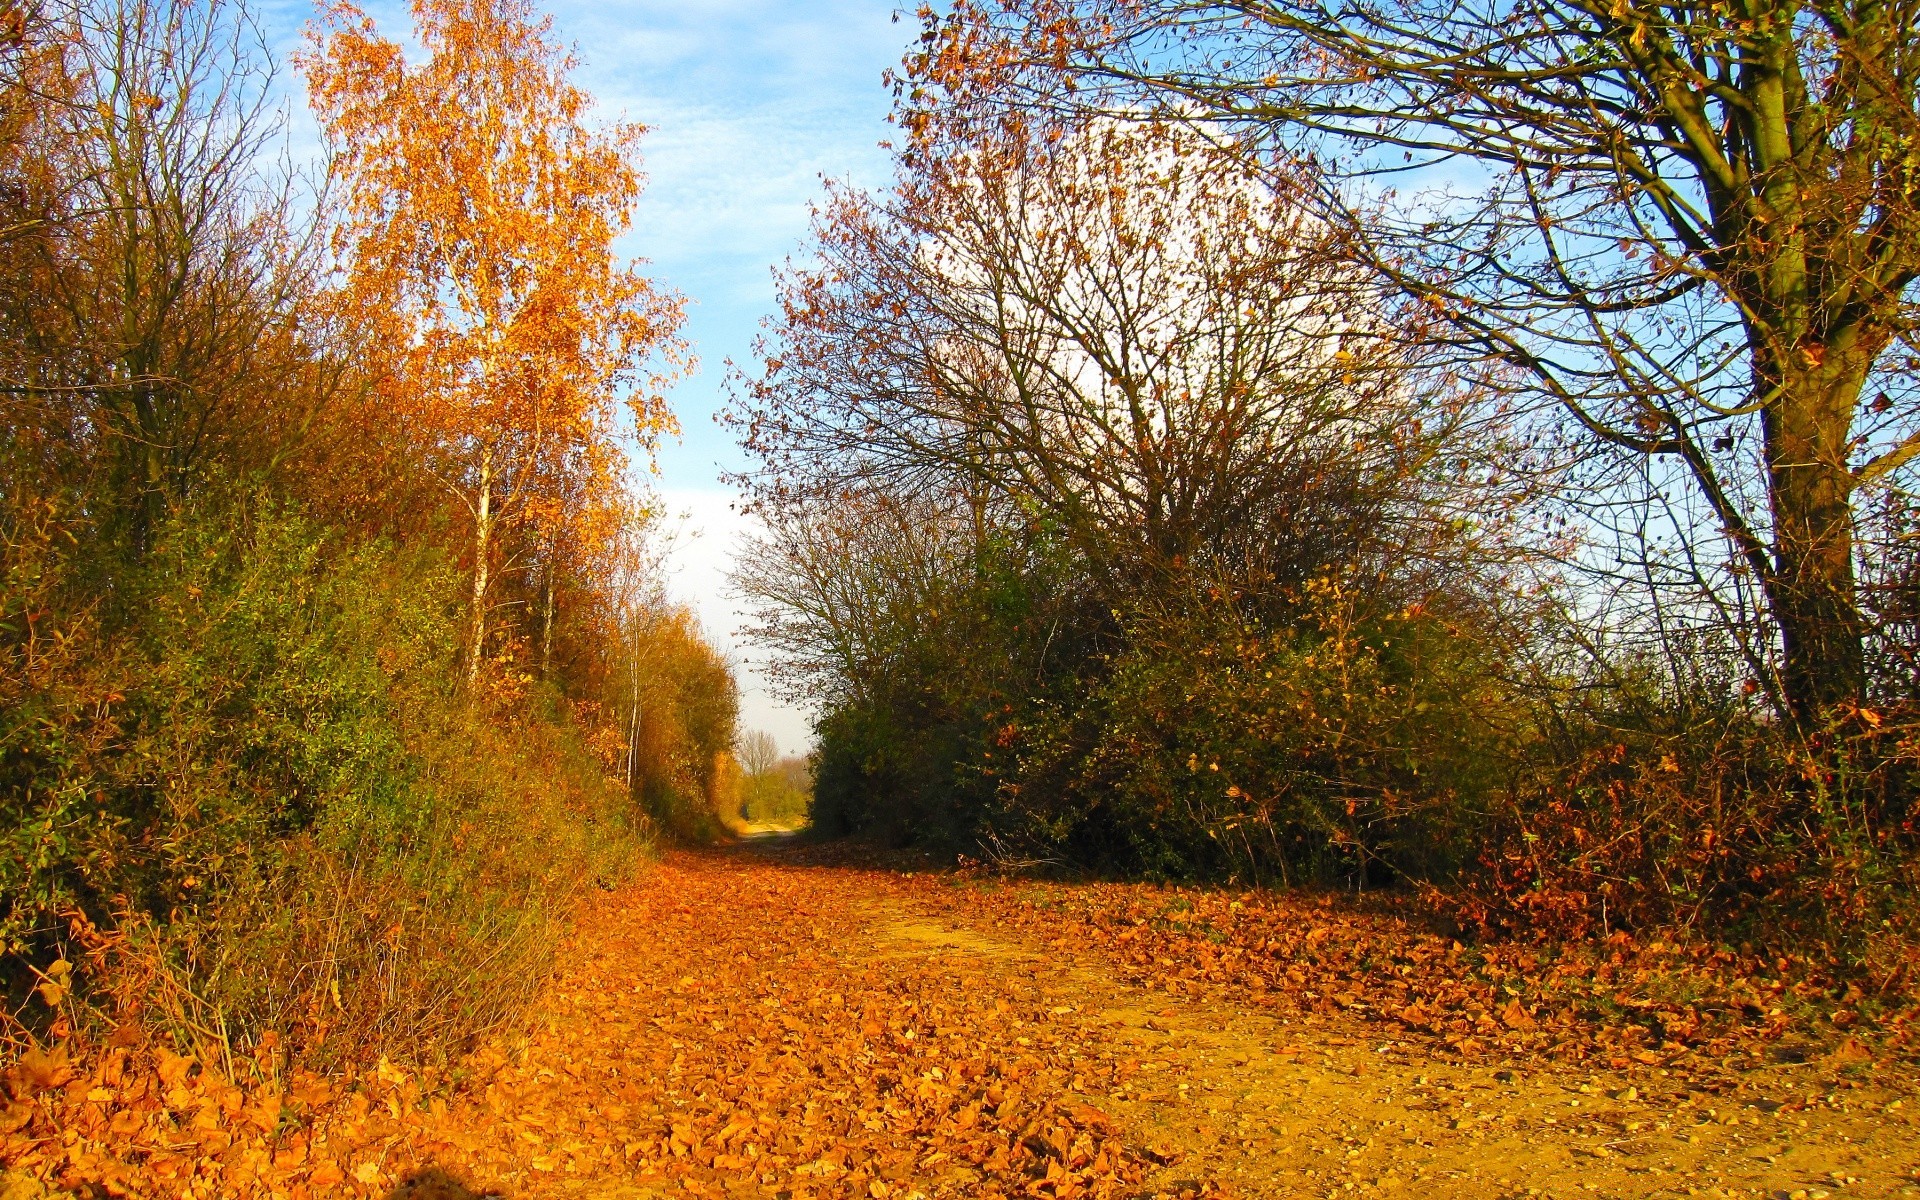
left=914, top=869, right=1911, bottom=1072
left=2, top=852, right=1160, bottom=1198
left=12, top=840, right=1908, bottom=1199
left=1, top=1031, right=337, bottom=1196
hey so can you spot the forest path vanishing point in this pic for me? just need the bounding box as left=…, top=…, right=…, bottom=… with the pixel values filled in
left=11, top=842, right=1920, bottom=1200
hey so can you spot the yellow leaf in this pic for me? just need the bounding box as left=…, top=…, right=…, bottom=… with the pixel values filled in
left=18, top=1044, right=72, bottom=1091
left=154, top=1046, right=193, bottom=1087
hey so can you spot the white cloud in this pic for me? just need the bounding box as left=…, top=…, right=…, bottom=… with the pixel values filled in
left=655, top=487, right=816, bottom=758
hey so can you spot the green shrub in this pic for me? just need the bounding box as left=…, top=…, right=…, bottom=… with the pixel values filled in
left=1004, top=581, right=1523, bottom=884
left=0, top=494, right=646, bottom=1065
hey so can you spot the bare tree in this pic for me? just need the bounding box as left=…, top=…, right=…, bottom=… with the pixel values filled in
left=915, top=0, right=1920, bottom=723
left=738, top=729, right=780, bottom=778
left=731, top=486, right=989, bottom=707
left=735, top=111, right=1512, bottom=621
left=2, top=0, right=325, bottom=555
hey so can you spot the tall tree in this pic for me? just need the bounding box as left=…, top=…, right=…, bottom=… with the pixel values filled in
left=301, top=0, right=683, bottom=681
left=737, top=111, right=1497, bottom=616
left=916, top=0, right=1920, bottom=722
left=3, top=0, right=318, bottom=559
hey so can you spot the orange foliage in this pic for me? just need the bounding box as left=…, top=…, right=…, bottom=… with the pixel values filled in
left=299, top=0, right=685, bottom=679
left=6, top=855, right=1151, bottom=1199
left=14, top=848, right=1909, bottom=1198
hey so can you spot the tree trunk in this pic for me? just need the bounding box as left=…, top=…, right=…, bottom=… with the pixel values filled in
left=125, top=382, right=166, bottom=558
left=626, top=617, right=642, bottom=797
left=466, top=452, right=494, bottom=685
left=1762, top=360, right=1867, bottom=724
left=540, top=556, right=555, bottom=680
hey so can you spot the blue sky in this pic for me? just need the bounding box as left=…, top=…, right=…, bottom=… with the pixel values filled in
left=260, top=0, right=911, bottom=755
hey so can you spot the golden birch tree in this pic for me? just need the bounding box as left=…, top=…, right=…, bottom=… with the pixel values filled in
left=300, top=0, right=683, bottom=681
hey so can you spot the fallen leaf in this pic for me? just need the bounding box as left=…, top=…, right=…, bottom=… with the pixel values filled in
left=1499, top=998, right=1536, bottom=1031
left=14, top=1045, right=71, bottom=1094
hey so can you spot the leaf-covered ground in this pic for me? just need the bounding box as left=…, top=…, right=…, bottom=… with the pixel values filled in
left=5, top=841, right=1919, bottom=1199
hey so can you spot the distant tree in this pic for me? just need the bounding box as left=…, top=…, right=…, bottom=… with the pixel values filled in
left=738, top=729, right=780, bottom=779
left=301, top=0, right=684, bottom=682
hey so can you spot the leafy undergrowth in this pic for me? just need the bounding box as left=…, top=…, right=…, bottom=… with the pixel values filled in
left=1, top=852, right=1155, bottom=1199
left=0, top=505, right=654, bottom=1073
left=913, top=867, right=1915, bottom=1073
left=760, top=839, right=1913, bottom=1075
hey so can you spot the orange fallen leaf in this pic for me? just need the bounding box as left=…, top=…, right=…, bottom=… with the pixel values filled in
left=1499, top=998, right=1537, bottom=1031
left=153, top=1047, right=193, bottom=1087
left=246, top=1090, right=283, bottom=1132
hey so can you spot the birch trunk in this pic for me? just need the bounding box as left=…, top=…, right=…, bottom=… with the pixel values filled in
left=466, top=451, right=494, bottom=685
left=540, top=556, right=555, bottom=680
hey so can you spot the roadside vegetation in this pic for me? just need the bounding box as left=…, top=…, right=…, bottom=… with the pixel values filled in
left=730, top=0, right=1920, bottom=1018
left=0, top=0, right=735, bottom=1076
left=732, top=731, right=813, bottom=829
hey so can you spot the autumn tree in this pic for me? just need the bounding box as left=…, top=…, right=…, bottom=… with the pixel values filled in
left=2, top=0, right=322, bottom=560
left=301, top=0, right=683, bottom=681
left=0, top=0, right=743, bottom=1076
left=736, top=111, right=1504, bottom=616
left=733, top=105, right=1526, bottom=871
left=913, top=0, right=1920, bottom=724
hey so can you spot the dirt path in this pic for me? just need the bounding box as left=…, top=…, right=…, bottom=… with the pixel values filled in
left=11, top=844, right=1918, bottom=1199
left=368, top=845, right=1919, bottom=1200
